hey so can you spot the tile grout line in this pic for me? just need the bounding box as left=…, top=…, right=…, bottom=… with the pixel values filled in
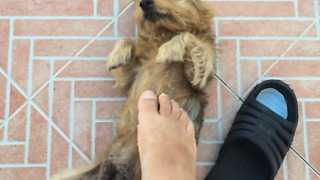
left=213, top=17, right=316, bottom=20
left=0, top=102, right=28, bottom=130
left=46, top=59, right=54, bottom=180
left=68, top=81, right=75, bottom=168
left=196, top=162, right=215, bottom=166
left=236, top=39, right=242, bottom=96
left=13, top=36, right=133, bottom=40
left=283, top=157, right=288, bottom=180
left=24, top=39, right=35, bottom=164
left=74, top=97, right=127, bottom=101
left=293, top=0, right=299, bottom=17
left=214, top=74, right=241, bottom=101
left=218, top=37, right=319, bottom=40
left=240, top=56, right=320, bottom=60
left=314, top=0, right=320, bottom=38
left=214, top=19, right=219, bottom=38
left=217, top=118, right=223, bottom=141
left=33, top=57, right=108, bottom=60
left=31, top=101, right=91, bottom=163
left=0, top=163, right=47, bottom=168
left=53, top=77, right=115, bottom=81
left=3, top=19, right=14, bottom=142
left=112, top=121, right=117, bottom=137
left=214, top=34, right=223, bottom=140
left=93, top=0, right=97, bottom=16
left=203, top=0, right=293, bottom=1
left=114, top=0, right=119, bottom=37
left=12, top=36, right=320, bottom=41
left=0, top=141, right=26, bottom=145
left=217, top=82, right=223, bottom=140
left=204, top=119, right=220, bottom=123
left=134, top=23, right=139, bottom=40
left=0, top=16, right=115, bottom=20
left=298, top=98, right=320, bottom=101
left=91, top=100, right=97, bottom=160
left=290, top=148, right=320, bottom=177
left=306, top=119, right=320, bottom=122
left=0, top=1, right=134, bottom=138
left=0, top=67, right=30, bottom=130
left=0, top=67, right=28, bottom=98
left=198, top=139, right=223, bottom=144
left=302, top=101, right=311, bottom=179
left=95, top=119, right=118, bottom=123
left=25, top=102, right=31, bottom=164
left=257, top=59, right=262, bottom=79
left=260, top=77, right=320, bottom=81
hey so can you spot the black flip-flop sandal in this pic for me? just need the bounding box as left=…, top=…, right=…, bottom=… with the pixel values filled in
left=205, top=80, right=298, bottom=180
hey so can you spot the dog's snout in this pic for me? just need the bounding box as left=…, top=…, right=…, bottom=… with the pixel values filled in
left=140, top=0, right=154, bottom=11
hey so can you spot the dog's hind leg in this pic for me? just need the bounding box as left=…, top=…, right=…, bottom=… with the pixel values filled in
left=107, top=38, right=139, bottom=90
left=50, top=161, right=116, bottom=180
left=156, top=32, right=216, bottom=90
left=51, top=134, right=139, bottom=180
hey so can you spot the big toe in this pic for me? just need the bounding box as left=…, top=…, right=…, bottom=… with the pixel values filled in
left=138, top=90, right=159, bottom=116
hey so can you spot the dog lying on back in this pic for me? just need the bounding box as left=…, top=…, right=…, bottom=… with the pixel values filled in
left=52, top=0, right=216, bottom=179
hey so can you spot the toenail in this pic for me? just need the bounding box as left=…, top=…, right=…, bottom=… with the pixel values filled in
left=142, top=91, right=156, bottom=99
left=160, top=93, right=167, bottom=96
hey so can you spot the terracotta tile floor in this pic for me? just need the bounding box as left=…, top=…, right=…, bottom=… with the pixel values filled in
left=0, top=0, right=320, bottom=179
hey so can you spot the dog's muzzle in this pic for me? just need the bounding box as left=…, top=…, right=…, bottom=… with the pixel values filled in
left=140, top=0, right=159, bottom=21
left=139, top=0, right=154, bottom=11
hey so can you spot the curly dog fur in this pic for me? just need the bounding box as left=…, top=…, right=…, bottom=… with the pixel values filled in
left=52, top=0, right=216, bottom=179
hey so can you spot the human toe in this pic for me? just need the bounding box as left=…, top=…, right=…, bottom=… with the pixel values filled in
left=171, top=100, right=182, bottom=119
left=179, top=110, right=191, bottom=130
left=158, top=93, right=172, bottom=116
left=138, top=90, right=159, bottom=116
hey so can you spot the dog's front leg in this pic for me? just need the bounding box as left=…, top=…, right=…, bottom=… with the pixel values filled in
left=107, top=38, right=138, bottom=90
left=156, top=32, right=216, bottom=90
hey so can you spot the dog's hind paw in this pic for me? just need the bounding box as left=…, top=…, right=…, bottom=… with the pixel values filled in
left=107, top=38, right=134, bottom=71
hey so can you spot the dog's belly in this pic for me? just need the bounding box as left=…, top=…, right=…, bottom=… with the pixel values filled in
left=118, top=61, right=207, bottom=137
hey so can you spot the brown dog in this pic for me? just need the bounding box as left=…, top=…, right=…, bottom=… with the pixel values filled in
left=52, top=0, right=216, bottom=179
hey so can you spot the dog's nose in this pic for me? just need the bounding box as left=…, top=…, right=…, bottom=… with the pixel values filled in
left=140, top=0, right=154, bottom=11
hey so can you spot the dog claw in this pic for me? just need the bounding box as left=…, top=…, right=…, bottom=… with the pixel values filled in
left=108, top=64, right=122, bottom=71
left=108, top=66, right=116, bottom=71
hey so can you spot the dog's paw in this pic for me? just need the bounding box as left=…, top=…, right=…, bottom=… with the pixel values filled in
left=156, top=41, right=184, bottom=64
left=107, top=38, right=134, bottom=71
left=191, top=66, right=213, bottom=89
left=189, top=46, right=216, bottom=89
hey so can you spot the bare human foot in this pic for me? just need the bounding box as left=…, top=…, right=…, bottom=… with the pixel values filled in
left=137, top=90, right=197, bottom=180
